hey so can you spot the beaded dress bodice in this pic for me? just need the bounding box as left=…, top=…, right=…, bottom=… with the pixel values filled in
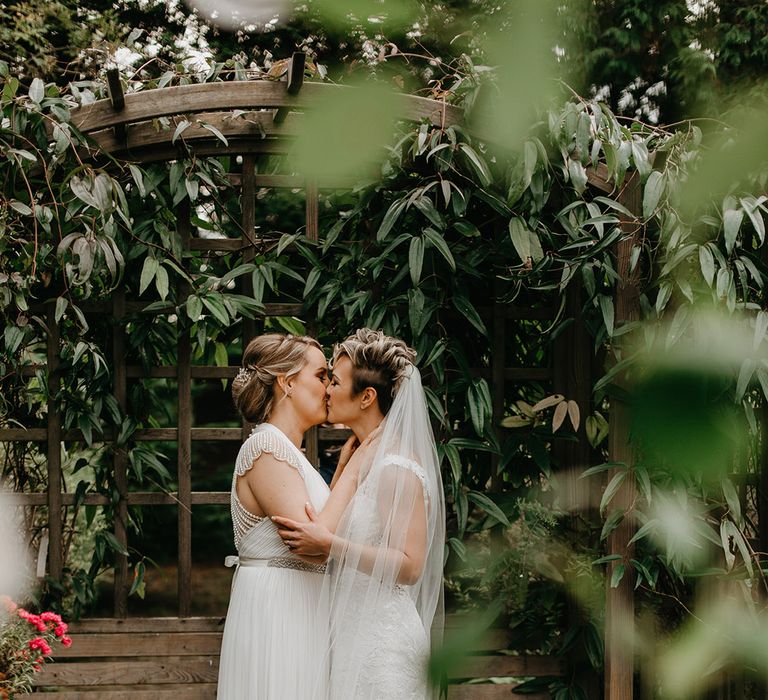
left=230, top=423, right=330, bottom=552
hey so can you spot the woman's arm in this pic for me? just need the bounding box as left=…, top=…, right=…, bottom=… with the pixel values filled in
left=330, top=435, right=359, bottom=489
left=274, top=468, right=428, bottom=584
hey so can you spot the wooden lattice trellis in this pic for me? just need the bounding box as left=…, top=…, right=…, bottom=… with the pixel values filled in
left=2, top=55, right=651, bottom=698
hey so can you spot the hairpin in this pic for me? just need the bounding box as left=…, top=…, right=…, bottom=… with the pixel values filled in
left=236, top=367, right=253, bottom=383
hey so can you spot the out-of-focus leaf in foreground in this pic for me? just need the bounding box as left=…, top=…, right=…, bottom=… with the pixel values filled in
left=630, top=310, right=760, bottom=482
left=292, top=81, right=400, bottom=181
left=469, top=0, right=562, bottom=152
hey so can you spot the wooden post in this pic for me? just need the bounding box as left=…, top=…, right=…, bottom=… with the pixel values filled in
left=241, top=155, right=257, bottom=441
left=46, top=302, right=63, bottom=586
left=605, top=173, right=643, bottom=700
left=177, top=201, right=193, bottom=617
left=490, top=279, right=505, bottom=493
left=553, top=280, right=598, bottom=696
left=305, top=178, right=320, bottom=468
left=112, top=288, right=129, bottom=617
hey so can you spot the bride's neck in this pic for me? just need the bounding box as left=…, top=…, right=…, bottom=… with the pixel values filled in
left=350, top=410, right=385, bottom=444
left=267, top=407, right=306, bottom=449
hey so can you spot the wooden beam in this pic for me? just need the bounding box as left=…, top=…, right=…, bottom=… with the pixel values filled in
left=70, top=81, right=463, bottom=135
left=46, top=302, right=63, bottom=584
left=112, top=288, right=129, bottom=617
left=106, top=68, right=125, bottom=111
left=274, top=52, right=306, bottom=124
left=604, top=171, right=642, bottom=700
left=106, top=68, right=127, bottom=142
left=177, top=201, right=193, bottom=618
left=304, top=176, right=320, bottom=468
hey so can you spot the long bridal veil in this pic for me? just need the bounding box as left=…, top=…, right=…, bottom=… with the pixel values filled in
left=322, top=364, right=446, bottom=698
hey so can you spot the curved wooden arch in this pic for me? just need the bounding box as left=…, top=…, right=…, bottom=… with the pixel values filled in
left=73, top=79, right=464, bottom=160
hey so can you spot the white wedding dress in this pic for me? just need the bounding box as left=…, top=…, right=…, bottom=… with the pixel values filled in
left=328, top=455, right=432, bottom=699
left=217, top=423, right=330, bottom=700
left=321, top=366, right=445, bottom=700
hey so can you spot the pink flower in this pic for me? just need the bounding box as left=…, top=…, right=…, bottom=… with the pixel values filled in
left=54, top=624, right=68, bottom=637
left=29, top=637, right=53, bottom=656
left=61, top=636, right=72, bottom=647
left=40, top=611, right=62, bottom=624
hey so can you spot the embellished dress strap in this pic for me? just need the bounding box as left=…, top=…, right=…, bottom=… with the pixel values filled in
left=235, top=424, right=304, bottom=478
left=382, top=453, right=430, bottom=507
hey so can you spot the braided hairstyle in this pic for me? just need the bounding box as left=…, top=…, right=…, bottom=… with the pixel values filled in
left=232, top=334, right=322, bottom=423
left=333, top=328, right=416, bottom=415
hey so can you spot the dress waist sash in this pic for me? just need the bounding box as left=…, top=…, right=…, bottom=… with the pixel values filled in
left=225, top=555, right=326, bottom=574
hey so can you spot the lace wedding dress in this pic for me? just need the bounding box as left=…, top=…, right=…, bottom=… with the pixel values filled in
left=217, top=423, right=330, bottom=700
left=328, top=454, right=432, bottom=699
left=322, top=366, right=445, bottom=700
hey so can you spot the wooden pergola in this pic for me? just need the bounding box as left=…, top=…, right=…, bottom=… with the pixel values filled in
left=4, top=54, right=643, bottom=699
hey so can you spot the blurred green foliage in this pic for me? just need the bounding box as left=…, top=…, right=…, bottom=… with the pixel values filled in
left=2, top=1, right=768, bottom=696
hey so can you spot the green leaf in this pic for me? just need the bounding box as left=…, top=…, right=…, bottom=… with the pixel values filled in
left=376, top=199, right=406, bottom=241
left=172, top=120, right=190, bottom=143
left=458, top=143, right=491, bottom=187
left=303, top=268, right=321, bottom=298
left=722, top=478, right=742, bottom=525
left=509, top=216, right=531, bottom=263
left=628, top=519, right=658, bottom=545
left=139, top=257, right=159, bottom=295
left=601, top=508, right=625, bottom=541
left=202, top=295, right=230, bottom=326
left=155, top=264, right=169, bottom=300
left=467, top=491, right=510, bottom=526
left=610, top=563, right=626, bottom=588
left=642, top=171, right=664, bottom=219
left=55, top=297, right=68, bottom=323
left=29, top=77, right=44, bottom=104
left=200, top=122, right=229, bottom=146
left=186, top=295, right=202, bottom=322
left=723, top=208, right=744, bottom=254
left=214, top=342, right=228, bottom=368
left=423, top=228, right=455, bottom=270
left=699, top=245, right=715, bottom=287
left=599, top=295, right=614, bottom=336
left=453, top=294, right=487, bottom=336
left=409, top=236, right=424, bottom=285
left=600, top=470, right=626, bottom=513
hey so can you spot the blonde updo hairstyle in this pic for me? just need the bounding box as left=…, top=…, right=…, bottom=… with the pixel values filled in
left=233, top=334, right=322, bottom=423
left=333, top=328, right=416, bottom=415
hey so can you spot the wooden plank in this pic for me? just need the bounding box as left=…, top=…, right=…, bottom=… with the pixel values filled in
left=447, top=686, right=550, bottom=700
left=46, top=301, right=63, bottom=582
left=34, top=659, right=219, bottom=686
left=6, top=491, right=231, bottom=507
left=66, top=617, right=225, bottom=634
left=89, top=110, right=300, bottom=153
left=70, top=81, right=463, bottom=135
left=30, top=686, right=217, bottom=699
left=113, top=289, right=129, bottom=617
left=52, top=632, right=222, bottom=658
left=604, top=171, right=642, bottom=700
left=177, top=202, right=193, bottom=618
left=454, top=655, right=564, bottom=678
left=28, top=301, right=302, bottom=316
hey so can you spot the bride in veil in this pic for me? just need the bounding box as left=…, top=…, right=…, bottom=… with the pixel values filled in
left=274, top=329, right=445, bottom=699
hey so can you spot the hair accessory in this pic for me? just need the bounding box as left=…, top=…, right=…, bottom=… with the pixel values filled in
left=236, top=367, right=253, bottom=383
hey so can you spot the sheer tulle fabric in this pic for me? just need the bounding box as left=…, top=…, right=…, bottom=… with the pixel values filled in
left=320, top=366, right=446, bottom=699
left=217, top=424, right=330, bottom=700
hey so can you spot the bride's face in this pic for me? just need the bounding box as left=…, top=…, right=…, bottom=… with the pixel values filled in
left=286, top=346, right=329, bottom=426
left=326, top=355, right=359, bottom=425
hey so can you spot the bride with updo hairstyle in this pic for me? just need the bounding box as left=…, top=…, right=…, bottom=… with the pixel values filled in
left=274, top=328, right=446, bottom=699
left=217, top=333, right=363, bottom=700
